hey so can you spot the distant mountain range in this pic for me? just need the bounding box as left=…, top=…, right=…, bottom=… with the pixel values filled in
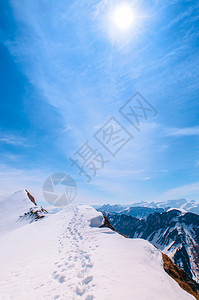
left=96, top=198, right=199, bottom=217
left=97, top=204, right=165, bottom=219
left=102, top=209, right=199, bottom=285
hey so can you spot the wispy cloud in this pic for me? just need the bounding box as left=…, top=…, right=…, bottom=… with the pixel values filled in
left=0, top=132, right=29, bottom=147
left=165, top=126, right=199, bottom=137
left=139, top=176, right=151, bottom=181
left=156, top=181, right=199, bottom=201
left=164, top=3, right=199, bottom=29
left=97, top=167, right=144, bottom=179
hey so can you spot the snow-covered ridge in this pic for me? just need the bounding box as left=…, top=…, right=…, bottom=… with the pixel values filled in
left=103, top=209, right=199, bottom=285
left=0, top=192, right=194, bottom=299
left=0, top=190, right=47, bottom=237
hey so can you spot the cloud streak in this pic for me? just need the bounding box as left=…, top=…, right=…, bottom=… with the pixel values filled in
left=157, top=181, right=199, bottom=201
left=0, top=132, right=29, bottom=147
left=166, top=126, right=199, bottom=137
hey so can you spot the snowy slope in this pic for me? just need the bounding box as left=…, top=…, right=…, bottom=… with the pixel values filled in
left=0, top=190, right=37, bottom=236
left=103, top=210, right=199, bottom=284
left=0, top=202, right=194, bottom=300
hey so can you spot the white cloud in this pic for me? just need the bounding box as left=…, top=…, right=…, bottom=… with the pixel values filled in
left=0, top=132, right=29, bottom=147
left=139, top=177, right=151, bottom=181
left=99, top=167, right=144, bottom=179
left=156, top=181, right=199, bottom=201
left=164, top=3, right=199, bottom=29
left=165, top=126, right=199, bottom=137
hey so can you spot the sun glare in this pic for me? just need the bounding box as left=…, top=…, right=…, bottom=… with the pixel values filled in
left=112, top=3, right=135, bottom=31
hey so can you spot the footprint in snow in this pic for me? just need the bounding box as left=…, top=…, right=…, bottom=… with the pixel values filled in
left=58, top=275, right=65, bottom=283
left=85, top=296, right=94, bottom=300
left=57, top=264, right=62, bottom=268
left=82, top=276, right=93, bottom=285
left=76, top=286, right=85, bottom=296
left=77, top=271, right=84, bottom=278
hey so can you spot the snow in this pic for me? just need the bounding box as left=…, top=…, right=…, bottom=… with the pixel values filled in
left=0, top=190, right=36, bottom=236
left=81, top=206, right=104, bottom=227
left=0, top=195, right=194, bottom=299
left=166, top=207, right=187, bottom=214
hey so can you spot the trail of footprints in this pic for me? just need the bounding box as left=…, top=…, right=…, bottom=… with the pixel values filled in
left=52, top=207, right=95, bottom=300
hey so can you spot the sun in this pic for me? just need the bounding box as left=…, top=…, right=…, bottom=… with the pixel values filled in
left=112, top=3, right=135, bottom=31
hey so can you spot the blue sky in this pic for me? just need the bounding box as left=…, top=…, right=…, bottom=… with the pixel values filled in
left=0, top=0, right=199, bottom=205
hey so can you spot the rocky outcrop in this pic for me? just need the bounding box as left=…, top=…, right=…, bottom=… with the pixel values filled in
left=99, top=216, right=116, bottom=231
left=100, top=216, right=133, bottom=239
left=162, top=253, right=199, bottom=299
left=25, top=189, right=37, bottom=206
left=21, top=190, right=48, bottom=222
left=19, top=206, right=48, bottom=222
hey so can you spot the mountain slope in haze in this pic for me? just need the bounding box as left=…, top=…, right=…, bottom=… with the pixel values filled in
left=0, top=193, right=195, bottom=299
left=158, top=199, right=199, bottom=214
left=97, top=198, right=199, bottom=216
left=96, top=204, right=125, bottom=213
left=121, top=206, right=165, bottom=218
left=98, top=205, right=165, bottom=219
left=103, top=209, right=199, bottom=284
left=129, top=198, right=199, bottom=212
